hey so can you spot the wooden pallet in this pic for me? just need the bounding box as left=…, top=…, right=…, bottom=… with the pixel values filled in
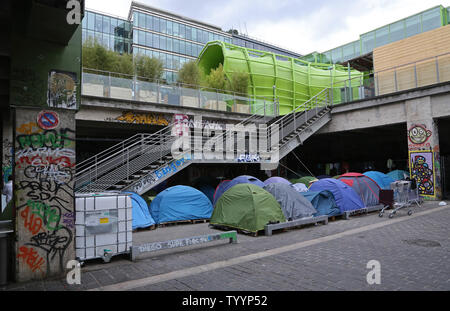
left=158, top=218, right=210, bottom=228
left=132, top=224, right=156, bottom=233
left=264, top=215, right=329, bottom=236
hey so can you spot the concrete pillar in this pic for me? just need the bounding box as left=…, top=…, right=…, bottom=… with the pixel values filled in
left=1, top=108, right=13, bottom=220
left=14, top=107, right=76, bottom=282
left=405, top=96, right=442, bottom=200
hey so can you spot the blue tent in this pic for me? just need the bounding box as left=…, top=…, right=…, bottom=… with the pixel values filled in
left=363, top=171, right=395, bottom=190
left=264, top=176, right=292, bottom=186
left=150, top=185, right=213, bottom=224
left=123, top=192, right=156, bottom=230
left=301, top=190, right=341, bottom=217
left=214, top=176, right=264, bottom=205
left=387, top=170, right=410, bottom=181
left=309, top=178, right=365, bottom=213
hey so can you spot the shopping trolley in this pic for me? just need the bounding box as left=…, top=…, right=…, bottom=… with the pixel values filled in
left=379, top=180, right=422, bottom=218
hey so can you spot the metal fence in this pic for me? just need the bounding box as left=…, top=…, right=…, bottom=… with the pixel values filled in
left=82, top=68, right=277, bottom=117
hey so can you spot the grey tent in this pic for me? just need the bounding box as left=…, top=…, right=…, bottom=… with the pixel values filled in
left=263, top=183, right=317, bottom=221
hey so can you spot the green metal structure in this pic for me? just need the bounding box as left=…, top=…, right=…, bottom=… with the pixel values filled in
left=197, top=41, right=362, bottom=115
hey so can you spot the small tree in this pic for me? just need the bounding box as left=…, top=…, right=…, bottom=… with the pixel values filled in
left=177, top=60, right=203, bottom=88
left=204, top=63, right=228, bottom=92
left=134, top=54, right=164, bottom=82
left=228, top=71, right=249, bottom=97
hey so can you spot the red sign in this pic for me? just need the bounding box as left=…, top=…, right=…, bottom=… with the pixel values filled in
left=37, top=111, right=59, bottom=130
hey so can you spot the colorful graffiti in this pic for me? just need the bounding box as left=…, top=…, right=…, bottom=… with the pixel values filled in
left=409, top=150, right=435, bottom=197
left=15, top=109, right=75, bottom=280
left=408, top=124, right=432, bottom=150
left=112, top=111, right=169, bottom=126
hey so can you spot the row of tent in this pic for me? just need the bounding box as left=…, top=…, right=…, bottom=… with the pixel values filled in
left=127, top=169, right=411, bottom=234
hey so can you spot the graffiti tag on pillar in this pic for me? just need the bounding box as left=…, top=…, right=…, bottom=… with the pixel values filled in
left=409, top=150, right=435, bottom=197
left=112, top=111, right=169, bottom=126
left=408, top=124, right=432, bottom=150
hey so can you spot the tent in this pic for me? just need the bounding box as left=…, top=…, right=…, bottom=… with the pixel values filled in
left=338, top=173, right=381, bottom=207
left=316, top=175, right=331, bottom=179
left=263, top=183, right=317, bottom=220
left=363, top=171, right=395, bottom=190
left=210, top=183, right=286, bottom=233
left=213, top=180, right=231, bottom=206
left=301, top=190, right=341, bottom=217
left=123, top=192, right=156, bottom=230
left=196, top=184, right=215, bottom=204
left=297, top=176, right=318, bottom=187
left=150, top=185, right=213, bottom=224
left=264, top=176, right=292, bottom=186
left=387, top=170, right=410, bottom=181
left=309, top=178, right=365, bottom=213
left=292, top=183, right=308, bottom=192
left=213, top=175, right=264, bottom=205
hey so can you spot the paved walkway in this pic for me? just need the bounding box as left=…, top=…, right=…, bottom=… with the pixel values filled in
left=2, top=201, right=449, bottom=291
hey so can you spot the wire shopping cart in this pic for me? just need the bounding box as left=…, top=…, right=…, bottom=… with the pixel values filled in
left=379, top=180, right=422, bottom=218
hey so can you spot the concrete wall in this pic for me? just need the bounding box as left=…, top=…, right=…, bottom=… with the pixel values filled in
left=14, top=107, right=76, bottom=282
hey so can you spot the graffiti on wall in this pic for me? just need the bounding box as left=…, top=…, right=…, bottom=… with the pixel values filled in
left=15, top=110, right=75, bottom=279
left=408, top=124, right=432, bottom=150
left=108, top=111, right=169, bottom=126
left=47, top=70, right=77, bottom=109
left=409, top=150, right=435, bottom=197
left=2, top=139, right=13, bottom=184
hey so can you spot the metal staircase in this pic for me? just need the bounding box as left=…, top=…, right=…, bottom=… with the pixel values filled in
left=75, top=88, right=333, bottom=195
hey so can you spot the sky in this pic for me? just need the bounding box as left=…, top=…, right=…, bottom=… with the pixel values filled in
left=85, top=0, right=450, bottom=55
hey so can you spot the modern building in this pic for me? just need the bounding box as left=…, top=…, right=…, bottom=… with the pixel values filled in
left=302, top=5, right=450, bottom=71
left=81, top=1, right=303, bottom=84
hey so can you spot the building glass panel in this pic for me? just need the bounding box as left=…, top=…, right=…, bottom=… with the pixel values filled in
left=153, top=34, right=160, bottom=49
left=160, top=18, right=167, bottom=34
left=405, top=15, right=421, bottom=38
left=342, top=42, right=355, bottom=60
left=179, top=24, right=186, bottom=38
left=95, top=14, right=103, bottom=32
left=87, top=11, right=95, bottom=30
left=375, top=26, right=390, bottom=47
left=102, top=15, right=111, bottom=34
left=192, top=27, right=197, bottom=41
left=173, top=39, right=180, bottom=53
left=160, top=36, right=167, bottom=50
left=173, top=22, right=179, bottom=37
left=138, top=30, right=145, bottom=45
left=389, top=20, right=405, bottom=42
left=167, top=21, right=173, bottom=35
left=361, top=31, right=375, bottom=54
left=146, top=32, right=152, bottom=47
left=145, top=14, right=153, bottom=30
left=138, top=12, right=146, bottom=28
left=421, top=7, right=442, bottom=32
left=167, top=37, right=173, bottom=52
left=179, top=40, right=186, bottom=55
left=154, top=16, right=160, bottom=32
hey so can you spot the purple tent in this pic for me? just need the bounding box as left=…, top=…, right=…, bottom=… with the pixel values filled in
left=264, top=177, right=292, bottom=186
left=309, top=178, right=365, bottom=213
left=213, top=180, right=231, bottom=206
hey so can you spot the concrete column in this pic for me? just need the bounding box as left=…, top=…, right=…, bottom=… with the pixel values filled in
left=405, top=96, right=442, bottom=200
left=1, top=108, right=13, bottom=220
left=14, top=107, right=76, bottom=282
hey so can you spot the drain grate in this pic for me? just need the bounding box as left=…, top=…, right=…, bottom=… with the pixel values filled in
left=403, top=239, right=441, bottom=248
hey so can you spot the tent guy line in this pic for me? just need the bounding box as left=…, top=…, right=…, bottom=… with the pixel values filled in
left=89, top=204, right=449, bottom=291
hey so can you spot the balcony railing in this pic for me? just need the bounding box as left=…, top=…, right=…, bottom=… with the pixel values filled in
left=81, top=68, right=278, bottom=117
left=331, top=51, right=450, bottom=105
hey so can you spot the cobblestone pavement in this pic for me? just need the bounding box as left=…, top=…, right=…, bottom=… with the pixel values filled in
left=2, top=201, right=449, bottom=291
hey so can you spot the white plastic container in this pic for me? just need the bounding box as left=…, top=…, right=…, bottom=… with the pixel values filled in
left=75, top=192, right=132, bottom=262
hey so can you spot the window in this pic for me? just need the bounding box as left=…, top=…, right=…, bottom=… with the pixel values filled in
left=180, top=40, right=186, bottom=55
left=167, top=54, right=173, bottom=69
left=95, top=14, right=103, bottom=32
left=87, top=11, right=95, bottom=30
left=173, top=39, right=180, bottom=53
left=186, top=41, right=192, bottom=56
left=167, top=37, right=173, bottom=52
left=138, top=30, right=145, bottom=45
left=180, top=24, right=186, bottom=38
left=146, top=14, right=153, bottom=30
left=133, top=11, right=138, bottom=25
left=192, top=28, right=197, bottom=41
left=110, top=18, right=118, bottom=35
left=375, top=26, right=390, bottom=48
left=342, top=42, right=355, bottom=61
left=405, top=15, right=421, bottom=38
left=167, top=21, right=173, bottom=35
left=154, top=16, right=160, bottom=32
left=160, top=18, right=167, bottom=34
left=209, top=32, right=214, bottom=42
left=186, top=26, right=192, bottom=40
left=146, top=32, right=152, bottom=47
left=153, top=34, right=160, bottom=49
left=102, top=16, right=110, bottom=34
left=389, top=20, right=405, bottom=42
left=173, top=22, right=179, bottom=37
left=138, top=12, right=146, bottom=29
left=160, top=36, right=167, bottom=50
left=196, top=29, right=202, bottom=43
left=145, top=49, right=152, bottom=57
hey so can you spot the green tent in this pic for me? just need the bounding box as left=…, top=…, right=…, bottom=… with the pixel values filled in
left=210, top=184, right=286, bottom=233
left=297, top=176, right=318, bottom=187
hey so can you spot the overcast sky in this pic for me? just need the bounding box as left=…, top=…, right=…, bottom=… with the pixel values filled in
left=85, top=0, right=450, bottom=55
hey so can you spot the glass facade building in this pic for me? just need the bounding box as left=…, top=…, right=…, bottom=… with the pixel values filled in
left=232, top=34, right=302, bottom=59
left=303, top=5, right=450, bottom=66
left=82, top=10, right=133, bottom=55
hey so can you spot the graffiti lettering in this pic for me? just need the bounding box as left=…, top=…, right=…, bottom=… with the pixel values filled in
left=16, top=128, right=75, bottom=150
left=113, top=111, right=169, bottom=126
left=27, top=200, right=63, bottom=231
left=17, top=246, right=45, bottom=273
left=236, top=153, right=260, bottom=163
left=16, top=122, right=43, bottom=135
left=20, top=205, right=43, bottom=235
left=154, top=157, right=186, bottom=179
left=18, top=180, right=73, bottom=212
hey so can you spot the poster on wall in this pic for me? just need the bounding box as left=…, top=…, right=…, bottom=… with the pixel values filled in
left=409, top=150, right=435, bottom=198
left=47, top=70, right=77, bottom=109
